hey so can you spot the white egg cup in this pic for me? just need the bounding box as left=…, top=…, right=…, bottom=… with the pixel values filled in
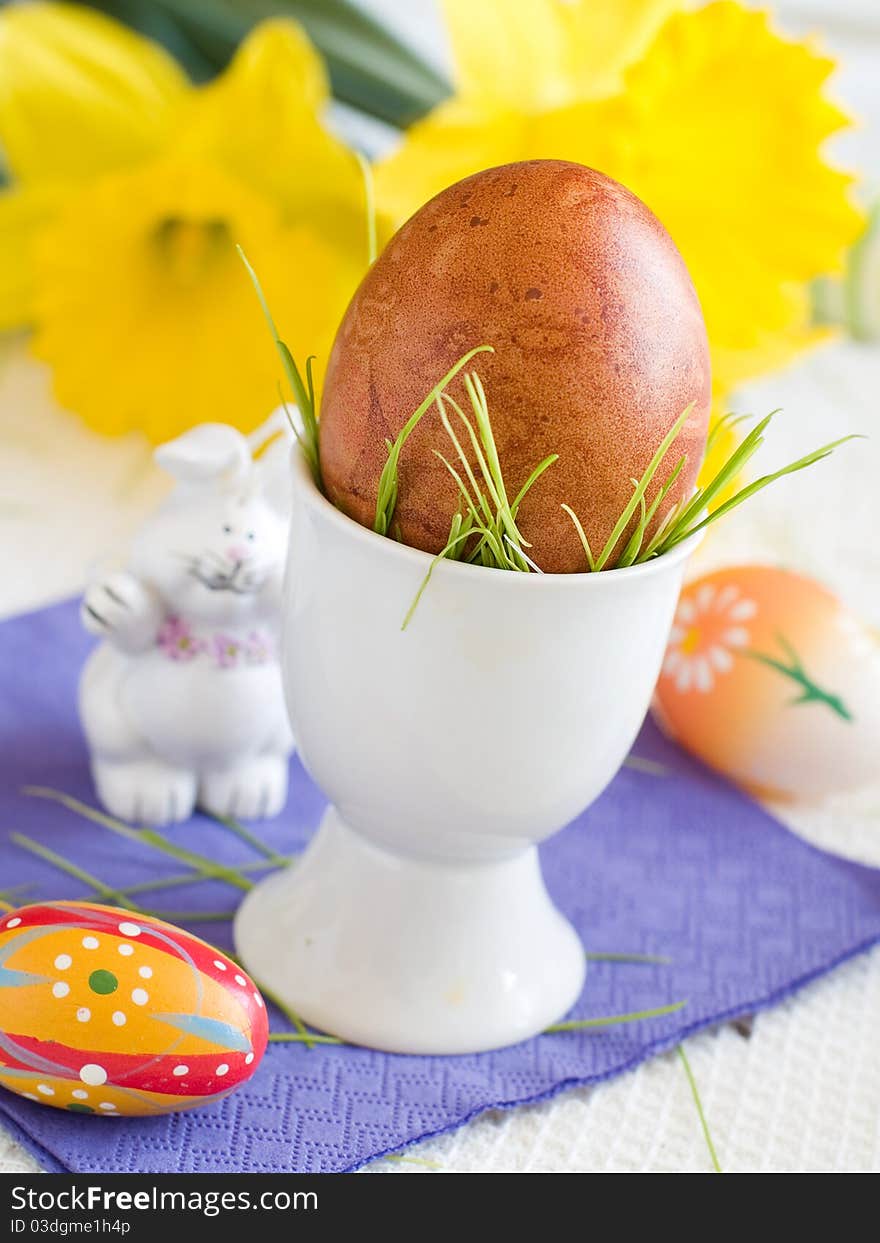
left=235, top=449, right=699, bottom=1054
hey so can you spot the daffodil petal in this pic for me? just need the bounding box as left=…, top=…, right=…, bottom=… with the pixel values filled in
left=181, top=18, right=365, bottom=236
left=376, top=99, right=525, bottom=227
left=30, top=157, right=364, bottom=441
left=441, top=0, right=570, bottom=110
left=554, top=0, right=682, bottom=99
left=441, top=0, right=679, bottom=111
left=531, top=1, right=863, bottom=392
left=0, top=2, right=188, bottom=184
left=0, top=185, right=62, bottom=329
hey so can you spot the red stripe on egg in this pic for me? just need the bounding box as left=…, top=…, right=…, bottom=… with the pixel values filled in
left=0, top=1034, right=260, bottom=1097
left=2, top=904, right=258, bottom=991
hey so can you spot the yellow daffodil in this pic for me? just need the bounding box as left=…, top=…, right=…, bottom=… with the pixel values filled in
left=377, top=0, right=863, bottom=408
left=0, top=4, right=370, bottom=440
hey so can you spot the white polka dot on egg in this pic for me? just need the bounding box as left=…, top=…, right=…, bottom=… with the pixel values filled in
left=82, top=936, right=99, bottom=950
left=213, top=960, right=227, bottom=971
left=172, top=1065, right=188, bottom=1077
left=99, top=1102, right=117, bottom=1112
left=118, top=922, right=141, bottom=937
left=6, top=917, right=21, bottom=928
left=215, top=1064, right=229, bottom=1077
left=72, top=1089, right=88, bottom=1101
left=131, top=988, right=149, bottom=1006
left=54, top=954, right=72, bottom=970
left=245, top=1053, right=254, bottom=1065
left=36, top=1084, right=54, bottom=1096
left=79, top=1064, right=107, bottom=1086
left=138, top=965, right=152, bottom=979
left=118, top=944, right=134, bottom=957
left=111, top=1011, right=126, bottom=1027
left=234, top=975, right=246, bottom=986
left=52, top=982, right=70, bottom=999
left=76, top=1008, right=91, bottom=1023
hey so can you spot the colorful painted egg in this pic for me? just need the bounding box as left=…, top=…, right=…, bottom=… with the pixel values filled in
left=653, top=566, right=880, bottom=801
left=0, top=902, right=268, bottom=1116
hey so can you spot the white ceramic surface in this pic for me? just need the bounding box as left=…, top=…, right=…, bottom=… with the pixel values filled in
left=235, top=448, right=701, bottom=1053
left=79, top=422, right=295, bottom=825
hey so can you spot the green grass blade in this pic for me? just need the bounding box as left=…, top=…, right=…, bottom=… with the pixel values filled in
left=433, top=451, right=511, bottom=569
left=585, top=951, right=672, bottom=965
left=401, top=528, right=474, bottom=630
left=669, top=411, right=778, bottom=537
left=678, top=1045, right=722, bottom=1173
left=511, top=454, right=559, bottom=516
left=438, top=396, right=497, bottom=527
left=619, top=454, right=687, bottom=567
left=593, top=403, right=695, bottom=571
left=546, top=999, right=687, bottom=1032
left=658, top=434, right=861, bottom=553
left=706, top=410, right=752, bottom=452
left=10, top=833, right=142, bottom=911
left=560, top=503, right=595, bottom=571
left=374, top=345, right=494, bottom=534
left=237, top=245, right=320, bottom=482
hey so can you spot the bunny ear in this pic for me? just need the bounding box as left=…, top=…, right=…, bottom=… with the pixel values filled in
left=155, top=424, right=251, bottom=483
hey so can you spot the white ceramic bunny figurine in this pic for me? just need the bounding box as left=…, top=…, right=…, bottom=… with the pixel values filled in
left=79, top=420, right=294, bottom=826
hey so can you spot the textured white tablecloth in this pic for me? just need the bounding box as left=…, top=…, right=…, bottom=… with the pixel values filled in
left=1, top=0, right=878, bottom=1175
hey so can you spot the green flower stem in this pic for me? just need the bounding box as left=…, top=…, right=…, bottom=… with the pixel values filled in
left=10, top=833, right=142, bottom=911
left=678, top=1045, right=722, bottom=1173
left=545, top=1000, right=686, bottom=1032
left=22, top=787, right=254, bottom=893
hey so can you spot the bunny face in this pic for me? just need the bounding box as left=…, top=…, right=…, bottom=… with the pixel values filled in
left=130, top=482, right=287, bottom=626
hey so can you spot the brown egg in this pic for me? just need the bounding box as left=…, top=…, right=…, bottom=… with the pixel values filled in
left=319, top=160, right=710, bottom=572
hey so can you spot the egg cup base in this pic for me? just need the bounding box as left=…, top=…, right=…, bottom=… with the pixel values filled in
left=234, top=805, right=587, bottom=1055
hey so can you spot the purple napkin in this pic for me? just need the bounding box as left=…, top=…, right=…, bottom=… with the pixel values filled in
left=1, top=598, right=879, bottom=1173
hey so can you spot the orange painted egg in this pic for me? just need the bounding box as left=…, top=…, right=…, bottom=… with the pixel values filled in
left=0, top=902, right=268, bottom=1116
left=652, top=566, right=880, bottom=801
